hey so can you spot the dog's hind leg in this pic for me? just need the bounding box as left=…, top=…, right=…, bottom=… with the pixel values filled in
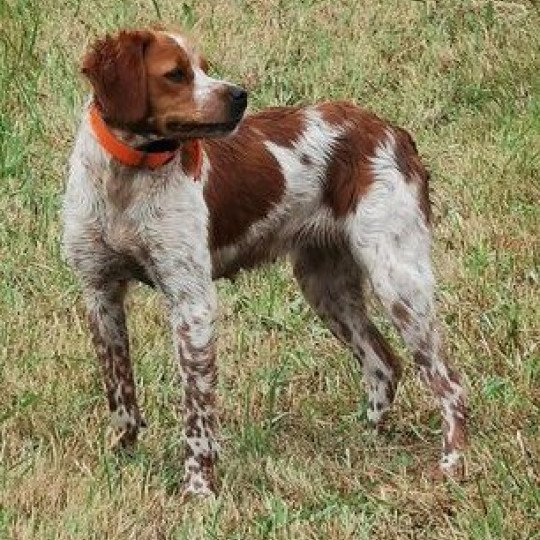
left=292, top=245, right=403, bottom=425
left=345, top=133, right=467, bottom=476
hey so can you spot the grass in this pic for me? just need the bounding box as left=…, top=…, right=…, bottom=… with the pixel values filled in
left=1, top=0, right=539, bottom=538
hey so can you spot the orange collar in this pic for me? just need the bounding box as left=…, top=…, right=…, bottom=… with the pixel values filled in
left=89, top=104, right=202, bottom=179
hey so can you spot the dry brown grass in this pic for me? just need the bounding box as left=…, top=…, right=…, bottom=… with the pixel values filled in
left=0, top=0, right=539, bottom=538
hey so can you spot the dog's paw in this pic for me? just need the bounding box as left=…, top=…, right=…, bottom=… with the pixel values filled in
left=180, top=475, right=218, bottom=502
left=428, top=452, right=467, bottom=482
left=109, top=421, right=145, bottom=454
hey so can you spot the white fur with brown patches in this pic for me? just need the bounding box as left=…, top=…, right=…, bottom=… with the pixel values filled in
left=211, top=107, right=344, bottom=276
left=345, top=132, right=466, bottom=469
left=64, top=28, right=468, bottom=498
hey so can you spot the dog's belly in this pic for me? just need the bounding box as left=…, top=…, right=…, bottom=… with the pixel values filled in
left=210, top=227, right=284, bottom=280
left=209, top=194, right=340, bottom=280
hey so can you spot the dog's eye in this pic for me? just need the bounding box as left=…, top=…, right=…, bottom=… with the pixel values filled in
left=165, top=68, right=185, bottom=83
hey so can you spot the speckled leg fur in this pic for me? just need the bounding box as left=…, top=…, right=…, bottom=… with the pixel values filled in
left=293, top=246, right=403, bottom=425
left=159, top=268, right=219, bottom=496
left=85, top=282, right=144, bottom=448
left=345, top=137, right=468, bottom=473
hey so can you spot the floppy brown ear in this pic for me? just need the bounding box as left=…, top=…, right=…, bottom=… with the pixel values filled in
left=82, top=30, right=154, bottom=126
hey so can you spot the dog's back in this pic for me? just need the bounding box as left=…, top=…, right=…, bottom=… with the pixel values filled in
left=204, top=101, right=430, bottom=280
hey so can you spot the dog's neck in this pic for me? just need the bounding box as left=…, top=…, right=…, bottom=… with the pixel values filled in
left=88, top=97, right=180, bottom=153
left=84, top=101, right=203, bottom=178
left=109, top=125, right=162, bottom=149
left=106, top=119, right=181, bottom=154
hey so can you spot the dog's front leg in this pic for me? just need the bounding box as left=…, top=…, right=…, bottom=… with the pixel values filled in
left=161, top=269, right=218, bottom=497
left=84, top=281, right=144, bottom=448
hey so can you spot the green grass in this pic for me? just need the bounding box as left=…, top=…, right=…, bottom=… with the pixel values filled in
left=1, top=0, right=539, bottom=538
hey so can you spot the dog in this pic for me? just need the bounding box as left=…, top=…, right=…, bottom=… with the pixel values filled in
left=63, top=28, right=467, bottom=496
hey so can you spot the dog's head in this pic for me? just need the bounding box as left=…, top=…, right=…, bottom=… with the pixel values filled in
left=81, top=29, right=247, bottom=138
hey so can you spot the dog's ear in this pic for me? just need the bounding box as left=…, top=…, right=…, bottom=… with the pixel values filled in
left=82, top=30, right=154, bottom=126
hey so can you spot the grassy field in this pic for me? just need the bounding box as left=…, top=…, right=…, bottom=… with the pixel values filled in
left=1, top=0, right=539, bottom=538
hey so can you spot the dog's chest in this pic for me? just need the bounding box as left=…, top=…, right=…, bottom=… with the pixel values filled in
left=66, top=156, right=211, bottom=286
left=91, top=169, right=147, bottom=258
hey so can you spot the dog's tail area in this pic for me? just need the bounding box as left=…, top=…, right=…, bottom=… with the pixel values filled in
left=391, top=125, right=432, bottom=224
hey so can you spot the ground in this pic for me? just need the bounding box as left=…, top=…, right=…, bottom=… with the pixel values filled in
left=0, top=0, right=539, bottom=538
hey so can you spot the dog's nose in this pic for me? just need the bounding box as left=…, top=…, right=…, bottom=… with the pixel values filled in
left=230, top=86, right=248, bottom=104
left=229, top=86, right=248, bottom=119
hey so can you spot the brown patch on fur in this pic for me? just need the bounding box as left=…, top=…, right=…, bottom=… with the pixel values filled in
left=393, top=126, right=431, bottom=223
left=335, top=319, right=353, bottom=344
left=318, top=102, right=431, bottom=221
left=199, top=55, right=209, bottom=73
left=424, top=366, right=467, bottom=453
left=318, top=102, right=387, bottom=217
left=82, top=30, right=155, bottom=126
left=365, top=322, right=404, bottom=389
left=414, top=350, right=432, bottom=368
left=392, top=301, right=411, bottom=327
left=144, top=33, right=197, bottom=128
left=204, top=107, right=304, bottom=249
left=425, top=369, right=454, bottom=395
left=180, top=140, right=202, bottom=178
left=450, top=414, right=467, bottom=450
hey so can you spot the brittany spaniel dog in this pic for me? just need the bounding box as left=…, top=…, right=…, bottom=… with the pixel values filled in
left=63, top=29, right=467, bottom=497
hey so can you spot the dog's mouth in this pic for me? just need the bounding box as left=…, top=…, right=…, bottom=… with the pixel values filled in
left=165, top=118, right=243, bottom=139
